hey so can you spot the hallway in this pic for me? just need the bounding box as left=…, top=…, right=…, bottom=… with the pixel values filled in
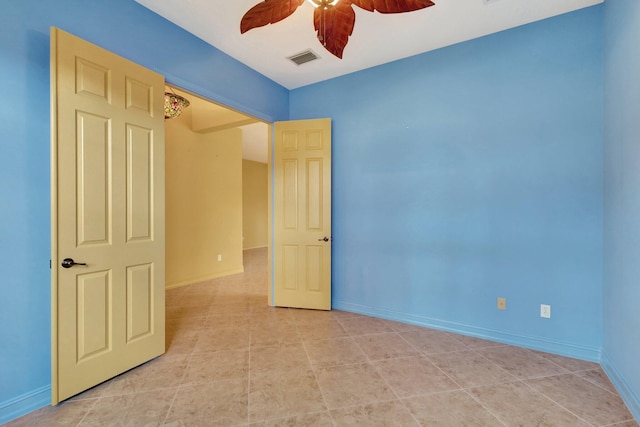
left=7, top=248, right=637, bottom=426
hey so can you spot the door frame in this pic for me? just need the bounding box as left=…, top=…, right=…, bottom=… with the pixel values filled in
left=50, top=28, right=61, bottom=404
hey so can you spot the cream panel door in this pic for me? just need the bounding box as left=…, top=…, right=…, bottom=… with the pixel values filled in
left=51, top=28, right=165, bottom=403
left=273, top=119, right=331, bottom=310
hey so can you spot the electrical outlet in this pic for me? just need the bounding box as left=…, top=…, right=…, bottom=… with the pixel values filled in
left=217, top=254, right=222, bottom=262
left=497, top=297, right=506, bottom=310
left=540, top=304, right=551, bottom=318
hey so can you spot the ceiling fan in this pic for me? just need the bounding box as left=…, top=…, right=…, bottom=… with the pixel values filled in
left=241, top=0, right=435, bottom=59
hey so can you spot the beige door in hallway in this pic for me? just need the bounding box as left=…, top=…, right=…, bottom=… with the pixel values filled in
left=272, top=119, right=331, bottom=310
left=51, top=28, right=165, bottom=403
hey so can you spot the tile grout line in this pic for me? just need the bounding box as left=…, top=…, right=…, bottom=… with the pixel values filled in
left=574, top=369, right=633, bottom=397
left=73, top=394, right=101, bottom=427
left=304, top=338, right=336, bottom=427
left=351, top=328, right=424, bottom=426
left=298, top=334, right=337, bottom=427
left=247, top=316, right=253, bottom=426
left=520, top=376, right=595, bottom=426
left=460, top=387, right=510, bottom=427
left=13, top=250, right=636, bottom=426
left=159, top=387, right=180, bottom=426
left=391, top=329, right=496, bottom=426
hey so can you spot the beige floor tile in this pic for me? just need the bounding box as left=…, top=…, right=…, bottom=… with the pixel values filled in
left=527, top=373, right=635, bottom=426
left=477, top=345, right=570, bottom=380
left=383, top=319, right=427, bottom=333
left=165, top=316, right=207, bottom=343
left=575, top=367, right=619, bottom=394
left=249, top=369, right=327, bottom=422
left=78, top=388, right=176, bottom=426
left=330, top=400, right=419, bottom=426
left=250, top=312, right=296, bottom=326
left=530, top=350, right=600, bottom=372
left=297, top=318, right=349, bottom=341
left=373, top=356, right=459, bottom=398
left=403, top=390, right=503, bottom=426
left=469, top=381, right=590, bottom=426
left=166, top=304, right=209, bottom=320
left=250, top=365, right=318, bottom=389
left=166, top=313, right=207, bottom=329
left=181, top=280, right=222, bottom=294
left=166, top=379, right=248, bottom=426
left=4, top=399, right=96, bottom=427
left=67, top=378, right=114, bottom=402
left=291, top=308, right=336, bottom=323
left=165, top=286, right=187, bottom=297
left=315, top=363, right=396, bottom=409
left=170, top=293, right=215, bottom=308
left=249, top=307, right=295, bottom=323
left=338, top=316, right=394, bottom=336
left=427, top=349, right=518, bottom=388
left=208, top=302, right=251, bottom=315
left=610, top=421, right=640, bottom=427
left=209, top=294, right=249, bottom=305
left=193, top=326, right=250, bottom=352
left=399, top=329, right=468, bottom=355
left=250, top=342, right=311, bottom=373
left=165, top=329, right=199, bottom=356
left=250, top=411, right=334, bottom=426
left=250, top=322, right=301, bottom=347
left=181, top=348, right=249, bottom=386
left=452, top=334, right=505, bottom=350
left=353, top=333, right=420, bottom=361
left=7, top=248, right=639, bottom=427
left=204, top=313, right=250, bottom=329
left=101, top=354, right=189, bottom=396
left=330, top=310, right=367, bottom=320
left=304, top=337, right=368, bottom=368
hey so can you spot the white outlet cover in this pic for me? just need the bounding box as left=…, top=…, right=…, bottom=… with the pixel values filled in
left=540, top=304, right=551, bottom=318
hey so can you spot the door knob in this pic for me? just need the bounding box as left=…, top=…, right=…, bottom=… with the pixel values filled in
left=61, top=258, right=87, bottom=268
left=318, top=237, right=330, bottom=242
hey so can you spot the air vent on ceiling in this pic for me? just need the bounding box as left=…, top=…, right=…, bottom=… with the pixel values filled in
left=287, top=50, right=320, bottom=66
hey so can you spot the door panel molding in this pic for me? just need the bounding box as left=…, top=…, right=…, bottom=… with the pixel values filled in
left=272, top=119, right=331, bottom=310
left=51, top=27, right=165, bottom=404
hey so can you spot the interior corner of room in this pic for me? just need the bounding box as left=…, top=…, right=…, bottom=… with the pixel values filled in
left=2, top=0, right=640, bottom=424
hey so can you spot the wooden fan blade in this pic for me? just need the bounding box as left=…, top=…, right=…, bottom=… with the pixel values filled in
left=352, top=0, right=435, bottom=13
left=314, top=2, right=356, bottom=59
left=241, top=0, right=305, bottom=33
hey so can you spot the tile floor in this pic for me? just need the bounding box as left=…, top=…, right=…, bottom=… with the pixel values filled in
left=7, top=248, right=638, bottom=426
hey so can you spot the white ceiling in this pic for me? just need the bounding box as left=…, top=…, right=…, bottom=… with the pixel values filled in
left=136, top=0, right=602, bottom=90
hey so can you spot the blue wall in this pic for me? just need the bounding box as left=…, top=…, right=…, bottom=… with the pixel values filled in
left=0, top=0, right=288, bottom=422
left=291, top=6, right=604, bottom=360
left=7, top=0, right=640, bottom=423
left=603, top=0, right=640, bottom=420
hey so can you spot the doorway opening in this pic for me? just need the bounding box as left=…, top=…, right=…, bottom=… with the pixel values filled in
left=164, top=87, right=270, bottom=290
